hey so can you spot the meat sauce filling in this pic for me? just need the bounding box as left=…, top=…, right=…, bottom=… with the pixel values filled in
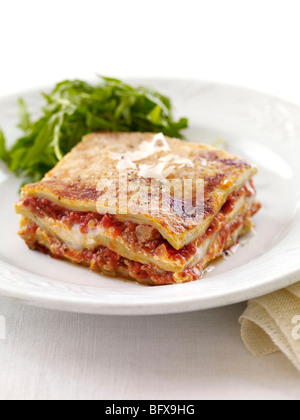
left=21, top=182, right=256, bottom=263
left=22, top=206, right=254, bottom=286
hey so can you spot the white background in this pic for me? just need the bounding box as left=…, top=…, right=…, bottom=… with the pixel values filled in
left=1, top=0, right=300, bottom=104
left=1, top=0, right=300, bottom=400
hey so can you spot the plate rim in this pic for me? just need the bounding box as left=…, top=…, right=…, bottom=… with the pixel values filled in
left=1, top=259, right=300, bottom=315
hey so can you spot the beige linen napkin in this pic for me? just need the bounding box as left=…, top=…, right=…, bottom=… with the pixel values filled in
left=240, top=283, right=300, bottom=371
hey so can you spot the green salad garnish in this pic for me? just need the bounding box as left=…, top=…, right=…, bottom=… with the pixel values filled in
left=0, top=76, right=188, bottom=185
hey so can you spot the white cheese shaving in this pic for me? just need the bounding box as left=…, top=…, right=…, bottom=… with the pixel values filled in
left=138, top=162, right=168, bottom=181
left=162, top=165, right=176, bottom=178
left=159, top=153, right=194, bottom=168
left=116, top=157, right=137, bottom=171
left=112, top=132, right=170, bottom=165
left=112, top=133, right=197, bottom=180
left=151, top=133, right=171, bottom=152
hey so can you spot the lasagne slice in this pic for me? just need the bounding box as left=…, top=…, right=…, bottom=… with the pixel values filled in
left=16, top=132, right=261, bottom=285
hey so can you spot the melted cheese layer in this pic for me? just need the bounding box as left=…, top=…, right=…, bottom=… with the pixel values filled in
left=16, top=193, right=254, bottom=273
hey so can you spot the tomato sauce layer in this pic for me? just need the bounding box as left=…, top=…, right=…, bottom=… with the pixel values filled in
left=20, top=202, right=255, bottom=286
left=20, top=182, right=256, bottom=263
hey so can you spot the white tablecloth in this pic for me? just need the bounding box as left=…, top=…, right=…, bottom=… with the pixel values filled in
left=0, top=298, right=299, bottom=400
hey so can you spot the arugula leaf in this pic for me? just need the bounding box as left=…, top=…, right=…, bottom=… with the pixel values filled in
left=0, top=76, right=188, bottom=185
left=0, top=129, right=10, bottom=164
left=18, top=98, right=32, bottom=132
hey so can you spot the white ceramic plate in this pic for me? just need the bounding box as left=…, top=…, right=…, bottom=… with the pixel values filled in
left=0, top=79, right=300, bottom=315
